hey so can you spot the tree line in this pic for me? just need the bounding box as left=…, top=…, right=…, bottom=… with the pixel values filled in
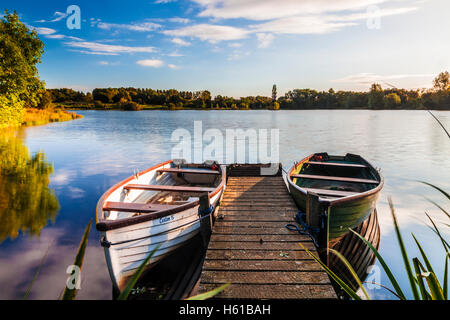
left=47, top=74, right=450, bottom=111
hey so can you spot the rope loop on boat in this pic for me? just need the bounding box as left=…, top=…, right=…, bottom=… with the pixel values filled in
left=198, top=205, right=214, bottom=216
left=285, top=211, right=320, bottom=247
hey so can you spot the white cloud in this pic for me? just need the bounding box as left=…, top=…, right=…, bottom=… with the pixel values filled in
left=65, top=41, right=156, bottom=55
left=137, top=59, right=165, bottom=67
left=32, top=27, right=57, bottom=35
left=155, top=0, right=177, bottom=3
left=167, top=51, right=185, bottom=57
left=163, top=24, right=249, bottom=43
left=171, top=37, right=191, bottom=46
left=332, top=73, right=435, bottom=89
left=96, top=21, right=162, bottom=32
left=256, top=33, right=274, bottom=48
left=168, top=17, right=191, bottom=24
left=168, top=64, right=180, bottom=69
left=36, top=11, right=68, bottom=23
left=192, top=0, right=388, bottom=21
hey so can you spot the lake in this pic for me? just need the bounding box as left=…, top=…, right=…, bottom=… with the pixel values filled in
left=0, top=110, right=449, bottom=299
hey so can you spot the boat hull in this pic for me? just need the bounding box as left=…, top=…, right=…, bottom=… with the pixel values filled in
left=96, top=161, right=225, bottom=291
left=287, top=153, right=383, bottom=243
left=103, top=192, right=222, bottom=290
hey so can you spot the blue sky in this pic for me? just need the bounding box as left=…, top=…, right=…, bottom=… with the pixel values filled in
left=3, top=0, right=450, bottom=97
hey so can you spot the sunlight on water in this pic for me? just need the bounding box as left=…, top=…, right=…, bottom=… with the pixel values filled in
left=0, top=110, right=448, bottom=299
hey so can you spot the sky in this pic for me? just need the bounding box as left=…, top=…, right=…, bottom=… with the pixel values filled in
left=2, top=0, right=450, bottom=97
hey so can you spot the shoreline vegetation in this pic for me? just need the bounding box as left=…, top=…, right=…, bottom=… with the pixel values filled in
left=49, top=77, right=450, bottom=112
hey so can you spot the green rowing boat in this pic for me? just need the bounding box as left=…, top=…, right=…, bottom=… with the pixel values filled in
left=287, top=152, right=384, bottom=245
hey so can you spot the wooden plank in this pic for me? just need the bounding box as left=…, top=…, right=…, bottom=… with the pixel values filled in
left=200, top=270, right=331, bottom=284
left=208, top=241, right=315, bottom=250
left=103, top=201, right=178, bottom=213
left=205, top=249, right=313, bottom=260
left=291, top=174, right=379, bottom=184
left=157, top=168, right=220, bottom=175
left=302, top=187, right=358, bottom=197
left=203, top=259, right=322, bottom=271
left=124, top=184, right=216, bottom=193
left=210, top=234, right=310, bottom=242
left=198, top=284, right=336, bottom=299
left=307, top=161, right=368, bottom=168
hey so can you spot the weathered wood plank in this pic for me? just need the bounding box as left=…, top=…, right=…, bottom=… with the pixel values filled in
left=205, top=249, right=314, bottom=260
left=198, top=284, right=336, bottom=299
left=208, top=241, right=315, bottom=250
left=203, top=259, right=322, bottom=271
left=200, top=270, right=331, bottom=284
left=210, top=234, right=310, bottom=242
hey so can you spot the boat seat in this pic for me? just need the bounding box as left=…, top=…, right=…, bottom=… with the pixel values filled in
left=124, top=184, right=215, bottom=193
left=103, top=201, right=179, bottom=213
left=157, top=168, right=220, bottom=175
left=301, top=187, right=358, bottom=197
left=291, top=174, right=379, bottom=184
left=306, top=161, right=368, bottom=168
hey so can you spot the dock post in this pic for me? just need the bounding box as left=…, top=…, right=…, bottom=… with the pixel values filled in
left=306, top=192, right=321, bottom=229
left=198, top=193, right=213, bottom=248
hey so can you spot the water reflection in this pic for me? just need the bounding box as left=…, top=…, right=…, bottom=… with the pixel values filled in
left=0, top=129, right=59, bottom=242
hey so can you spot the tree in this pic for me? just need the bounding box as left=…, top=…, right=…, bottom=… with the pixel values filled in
left=433, top=71, right=449, bottom=91
left=368, top=83, right=384, bottom=109
left=0, top=10, right=45, bottom=108
left=272, top=84, right=277, bottom=102
left=384, top=93, right=401, bottom=109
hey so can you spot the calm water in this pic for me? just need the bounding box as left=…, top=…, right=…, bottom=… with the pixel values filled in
left=0, top=110, right=449, bottom=300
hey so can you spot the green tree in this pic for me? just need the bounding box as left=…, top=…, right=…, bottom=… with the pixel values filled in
left=272, top=84, right=277, bottom=102
left=368, top=83, right=384, bottom=109
left=433, top=71, right=449, bottom=91
left=0, top=10, right=45, bottom=114
left=384, top=93, right=401, bottom=109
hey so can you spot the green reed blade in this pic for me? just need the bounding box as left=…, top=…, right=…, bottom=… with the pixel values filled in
left=424, top=197, right=450, bottom=220
left=412, top=258, right=430, bottom=300
left=117, top=243, right=161, bottom=300
left=412, top=233, right=435, bottom=275
left=388, top=197, right=420, bottom=300
left=444, top=253, right=449, bottom=300
left=298, top=243, right=361, bottom=300
left=422, top=271, right=445, bottom=300
left=425, top=212, right=449, bottom=254
left=61, top=219, right=92, bottom=300
left=419, top=181, right=450, bottom=202
left=186, top=283, right=231, bottom=300
left=329, top=248, right=370, bottom=299
left=23, top=241, right=53, bottom=300
left=349, top=228, right=406, bottom=300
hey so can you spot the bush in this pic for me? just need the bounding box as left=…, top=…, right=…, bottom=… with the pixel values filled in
left=0, top=94, right=25, bottom=128
left=121, top=101, right=142, bottom=111
left=94, top=100, right=106, bottom=109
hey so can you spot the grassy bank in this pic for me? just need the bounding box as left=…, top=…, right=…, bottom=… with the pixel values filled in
left=21, top=108, right=83, bottom=127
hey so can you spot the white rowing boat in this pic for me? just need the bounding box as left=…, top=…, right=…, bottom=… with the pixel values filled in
left=95, top=160, right=226, bottom=291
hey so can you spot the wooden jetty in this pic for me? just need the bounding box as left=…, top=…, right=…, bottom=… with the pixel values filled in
left=196, top=164, right=337, bottom=299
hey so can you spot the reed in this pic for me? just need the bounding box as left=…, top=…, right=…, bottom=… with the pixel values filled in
left=61, top=220, right=92, bottom=300
left=302, top=183, right=449, bottom=300
left=21, top=108, right=83, bottom=127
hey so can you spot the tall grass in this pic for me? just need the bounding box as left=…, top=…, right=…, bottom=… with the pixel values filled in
left=22, top=108, right=83, bottom=127
left=302, top=185, right=449, bottom=300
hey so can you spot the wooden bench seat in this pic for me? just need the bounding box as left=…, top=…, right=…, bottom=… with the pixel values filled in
left=157, top=168, right=220, bottom=175
left=124, top=184, right=215, bottom=193
left=291, top=174, right=379, bottom=184
left=103, top=201, right=179, bottom=213
left=307, top=161, right=368, bottom=168
left=301, top=187, right=358, bottom=197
